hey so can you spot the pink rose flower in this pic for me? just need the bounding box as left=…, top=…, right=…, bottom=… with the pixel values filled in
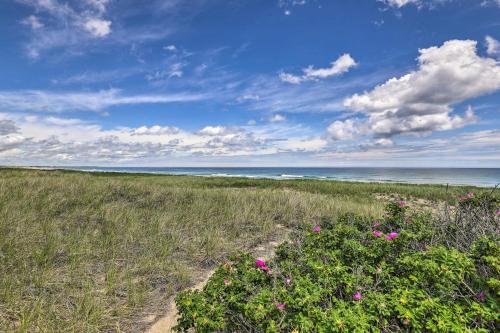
left=399, top=200, right=407, bottom=207
left=276, top=303, right=286, bottom=311
left=389, top=232, right=398, bottom=239
left=312, top=225, right=321, bottom=233
left=373, top=230, right=383, bottom=238
left=223, top=279, right=231, bottom=286
left=352, top=292, right=362, bottom=301
left=385, top=235, right=393, bottom=241
left=255, top=259, right=266, bottom=268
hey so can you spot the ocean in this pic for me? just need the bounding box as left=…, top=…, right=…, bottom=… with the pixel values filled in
left=46, top=167, right=500, bottom=187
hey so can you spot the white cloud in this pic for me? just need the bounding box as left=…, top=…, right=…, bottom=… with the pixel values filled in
left=0, top=112, right=497, bottom=166
left=327, top=119, right=360, bottom=141
left=384, top=0, right=420, bottom=8
left=129, top=125, right=180, bottom=136
left=303, top=54, right=358, bottom=79
left=237, top=94, right=260, bottom=102
left=280, top=54, right=358, bottom=84
left=18, top=0, right=113, bottom=58
left=45, top=116, right=87, bottom=126
left=164, top=44, right=177, bottom=52
left=269, top=114, right=287, bottom=122
left=485, top=35, right=500, bottom=57
left=0, top=89, right=206, bottom=112
left=480, top=0, right=500, bottom=7
left=0, top=120, right=20, bottom=135
left=279, top=72, right=303, bottom=84
left=341, top=39, right=499, bottom=138
left=84, top=0, right=110, bottom=14
left=145, top=63, right=186, bottom=81
left=199, top=126, right=230, bottom=136
left=83, top=18, right=112, bottom=38
left=374, top=138, right=393, bottom=146
left=21, top=15, right=44, bottom=29
left=168, top=63, right=184, bottom=78
left=0, top=112, right=333, bottom=163
left=282, top=137, right=327, bottom=152
left=382, top=0, right=453, bottom=8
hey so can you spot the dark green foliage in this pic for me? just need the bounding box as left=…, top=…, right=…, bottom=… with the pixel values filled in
left=175, top=196, right=500, bottom=332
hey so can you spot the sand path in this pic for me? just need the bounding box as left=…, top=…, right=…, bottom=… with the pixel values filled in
left=145, top=225, right=290, bottom=333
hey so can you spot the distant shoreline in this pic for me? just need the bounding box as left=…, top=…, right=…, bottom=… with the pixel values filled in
left=3, top=166, right=498, bottom=188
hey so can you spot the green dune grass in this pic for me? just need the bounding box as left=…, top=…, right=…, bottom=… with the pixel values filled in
left=0, top=168, right=491, bottom=332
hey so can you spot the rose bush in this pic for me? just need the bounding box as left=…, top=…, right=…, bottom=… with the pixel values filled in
left=175, top=195, right=499, bottom=332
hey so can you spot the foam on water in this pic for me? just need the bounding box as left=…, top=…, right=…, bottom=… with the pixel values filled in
left=38, top=166, right=500, bottom=187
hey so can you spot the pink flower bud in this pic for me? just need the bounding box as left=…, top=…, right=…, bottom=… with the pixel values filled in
left=389, top=232, right=398, bottom=239
left=352, top=292, right=362, bottom=301
left=312, top=225, right=321, bottom=233
left=276, top=303, right=286, bottom=311
left=373, top=230, right=382, bottom=238
left=223, top=279, right=231, bottom=286
left=255, top=259, right=266, bottom=268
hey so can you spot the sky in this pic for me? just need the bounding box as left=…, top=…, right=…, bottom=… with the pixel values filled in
left=0, top=0, right=499, bottom=167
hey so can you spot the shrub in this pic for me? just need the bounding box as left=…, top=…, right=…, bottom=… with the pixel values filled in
left=175, top=195, right=500, bottom=332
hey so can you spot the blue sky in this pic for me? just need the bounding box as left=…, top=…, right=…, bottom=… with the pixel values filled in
left=0, top=0, right=499, bottom=167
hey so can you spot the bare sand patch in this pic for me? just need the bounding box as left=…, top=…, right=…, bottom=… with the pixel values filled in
left=145, top=225, right=291, bottom=333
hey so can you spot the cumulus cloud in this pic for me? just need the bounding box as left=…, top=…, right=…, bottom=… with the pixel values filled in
left=83, top=18, right=112, bottom=37
left=0, top=89, right=206, bottom=112
left=485, top=35, right=500, bottom=57
left=269, top=114, right=287, bottom=123
left=384, top=0, right=421, bottom=7
left=303, top=54, right=358, bottom=79
left=281, top=137, right=327, bottom=152
left=129, top=125, right=180, bottom=136
left=337, top=39, right=499, bottom=139
left=198, top=126, right=238, bottom=136
left=327, top=119, right=361, bottom=141
left=0, top=120, right=20, bottom=135
left=164, top=44, right=177, bottom=52
left=0, top=119, right=27, bottom=153
left=0, top=114, right=331, bottom=163
left=280, top=54, right=358, bottom=84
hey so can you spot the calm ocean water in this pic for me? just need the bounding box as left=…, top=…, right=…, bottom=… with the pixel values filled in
left=51, top=167, right=500, bottom=187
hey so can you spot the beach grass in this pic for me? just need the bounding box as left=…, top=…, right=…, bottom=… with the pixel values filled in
left=0, top=168, right=490, bottom=332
